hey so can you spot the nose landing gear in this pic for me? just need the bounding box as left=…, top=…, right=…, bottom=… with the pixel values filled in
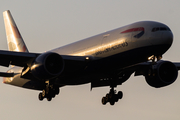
left=102, top=87, right=123, bottom=105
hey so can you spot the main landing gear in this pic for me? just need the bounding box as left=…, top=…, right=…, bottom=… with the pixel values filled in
left=102, top=87, right=123, bottom=105
left=38, top=82, right=59, bottom=101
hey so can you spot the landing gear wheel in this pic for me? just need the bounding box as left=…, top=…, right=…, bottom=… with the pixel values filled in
left=47, top=97, right=52, bottom=101
left=42, top=89, right=46, bottom=97
left=110, top=100, right=115, bottom=105
left=55, top=88, right=60, bottom=95
left=105, top=94, right=109, bottom=102
left=114, top=94, right=119, bottom=102
left=101, top=87, right=123, bottom=105
left=38, top=81, right=60, bottom=102
left=39, top=93, right=44, bottom=101
left=118, top=91, right=123, bottom=99
left=51, top=92, right=56, bottom=98
left=102, top=97, right=107, bottom=105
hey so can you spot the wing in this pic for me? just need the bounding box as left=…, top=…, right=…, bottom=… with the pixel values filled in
left=91, top=60, right=180, bottom=89
left=173, top=62, right=180, bottom=70
left=0, top=50, right=89, bottom=67
left=0, top=50, right=39, bottom=67
left=0, top=50, right=89, bottom=75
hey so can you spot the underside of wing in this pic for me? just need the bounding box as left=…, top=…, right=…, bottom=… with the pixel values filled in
left=91, top=60, right=180, bottom=89
left=173, top=63, right=180, bottom=70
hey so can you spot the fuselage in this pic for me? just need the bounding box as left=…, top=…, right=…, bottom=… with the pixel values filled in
left=3, top=21, right=173, bottom=90
left=51, top=21, right=173, bottom=59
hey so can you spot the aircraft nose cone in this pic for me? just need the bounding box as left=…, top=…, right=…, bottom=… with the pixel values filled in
left=162, top=31, right=173, bottom=45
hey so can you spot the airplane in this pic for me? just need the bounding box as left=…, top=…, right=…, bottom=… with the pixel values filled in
left=1, top=10, right=180, bottom=106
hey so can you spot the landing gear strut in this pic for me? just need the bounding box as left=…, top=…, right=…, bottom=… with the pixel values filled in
left=102, top=87, right=123, bottom=105
left=38, top=81, right=59, bottom=101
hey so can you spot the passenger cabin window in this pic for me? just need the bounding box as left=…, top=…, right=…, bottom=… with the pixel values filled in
left=152, top=27, right=170, bottom=32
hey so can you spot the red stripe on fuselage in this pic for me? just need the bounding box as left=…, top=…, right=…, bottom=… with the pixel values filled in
left=121, top=27, right=144, bottom=33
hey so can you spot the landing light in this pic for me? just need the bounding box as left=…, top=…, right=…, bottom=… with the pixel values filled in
left=148, top=55, right=154, bottom=61
left=148, top=56, right=152, bottom=61
left=86, top=57, right=89, bottom=60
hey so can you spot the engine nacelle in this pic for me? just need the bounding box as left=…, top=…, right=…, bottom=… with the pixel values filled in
left=31, top=52, right=64, bottom=80
left=145, top=61, right=178, bottom=88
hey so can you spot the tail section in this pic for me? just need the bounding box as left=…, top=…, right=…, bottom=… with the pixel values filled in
left=3, top=10, right=28, bottom=52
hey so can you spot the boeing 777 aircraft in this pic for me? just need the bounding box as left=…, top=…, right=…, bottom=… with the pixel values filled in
left=1, top=10, right=180, bottom=105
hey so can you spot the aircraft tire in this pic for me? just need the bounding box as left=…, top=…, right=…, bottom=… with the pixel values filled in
left=55, top=88, right=59, bottom=95
left=39, top=93, right=44, bottom=101
left=114, top=94, right=119, bottom=102
left=102, top=97, right=107, bottom=105
left=42, top=89, right=46, bottom=97
left=51, top=91, right=56, bottom=98
left=118, top=91, right=123, bottom=99
left=105, top=94, right=109, bottom=102
left=110, top=100, right=115, bottom=105
left=47, top=97, right=52, bottom=101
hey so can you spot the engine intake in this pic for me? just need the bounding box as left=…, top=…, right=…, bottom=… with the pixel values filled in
left=145, top=61, right=178, bottom=88
left=31, top=52, right=64, bottom=80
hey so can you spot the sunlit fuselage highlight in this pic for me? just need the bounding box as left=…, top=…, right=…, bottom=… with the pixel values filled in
left=51, top=21, right=173, bottom=59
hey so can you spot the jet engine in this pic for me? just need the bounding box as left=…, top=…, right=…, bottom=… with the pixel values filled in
left=31, top=52, right=64, bottom=80
left=145, top=61, right=178, bottom=88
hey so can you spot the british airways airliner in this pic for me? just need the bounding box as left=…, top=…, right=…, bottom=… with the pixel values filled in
left=1, top=10, right=180, bottom=105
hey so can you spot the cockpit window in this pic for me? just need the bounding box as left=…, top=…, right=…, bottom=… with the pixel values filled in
left=152, top=28, right=156, bottom=32
left=160, top=27, right=167, bottom=30
left=152, top=27, right=170, bottom=32
left=156, top=27, right=159, bottom=31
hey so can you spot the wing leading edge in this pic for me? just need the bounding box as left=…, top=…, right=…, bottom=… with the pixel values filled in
left=0, top=50, right=39, bottom=67
left=0, top=50, right=89, bottom=67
